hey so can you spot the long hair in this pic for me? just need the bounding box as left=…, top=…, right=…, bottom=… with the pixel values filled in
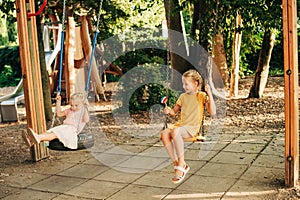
left=183, top=69, right=204, bottom=92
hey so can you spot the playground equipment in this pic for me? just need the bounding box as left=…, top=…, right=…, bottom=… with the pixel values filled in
left=16, top=0, right=49, bottom=161
left=0, top=79, right=24, bottom=122
left=47, top=0, right=104, bottom=151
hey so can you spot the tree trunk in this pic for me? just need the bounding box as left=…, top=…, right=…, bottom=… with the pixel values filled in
left=164, top=0, right=189, bottom=74
left=212, top=32, right=230, bottom=89
left=229, top=13, right=242, bottom=97
left=248, top=29, right=276, bottom=98
left=190, top=0, right=210, bottom=51
left=36, top=15, right=53, bottom=121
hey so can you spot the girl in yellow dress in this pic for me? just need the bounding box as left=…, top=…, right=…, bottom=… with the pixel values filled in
left=161, top=69, right=216, bottom=184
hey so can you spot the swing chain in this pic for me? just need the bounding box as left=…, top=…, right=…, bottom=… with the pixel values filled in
left=95, top=0, right=104, bottom=32
left=61, top=0, right=67, bottom=31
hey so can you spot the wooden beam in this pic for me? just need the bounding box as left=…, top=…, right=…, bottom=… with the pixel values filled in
left=15, top=0, right=49, bottom=161
left=282, top=0, right=299, bottom=187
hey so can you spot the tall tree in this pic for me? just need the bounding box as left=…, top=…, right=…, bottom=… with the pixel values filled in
left=229, top=13, right=242, bottom=97
left=245, top=0, right=282, bottom=98
left=248, top=29, right=276, bottom=98
left=164, top=0, right=189, bottom=74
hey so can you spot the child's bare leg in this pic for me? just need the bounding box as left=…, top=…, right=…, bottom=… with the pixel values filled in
left=38, top=132, right=58, bottom=142
left=161, top=128, right=178, bottom=165
left=172, top=127, right=192, bottom=179
left=27, top=128, right=57, bottom=144
left=172, top=127, right=187, bottom=167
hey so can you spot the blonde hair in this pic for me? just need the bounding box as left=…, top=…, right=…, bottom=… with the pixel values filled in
left=70, top=93, right=85, bottom=103
left=183, top=69, right=203, bottom=90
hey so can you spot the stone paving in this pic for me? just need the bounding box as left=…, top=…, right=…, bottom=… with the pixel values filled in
left=0, top=126, right=287, bottom=200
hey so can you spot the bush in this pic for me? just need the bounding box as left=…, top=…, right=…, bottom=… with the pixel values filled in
left=0, top=45, right=21, bottom=87
left=114, top=63, right=179, bottom=114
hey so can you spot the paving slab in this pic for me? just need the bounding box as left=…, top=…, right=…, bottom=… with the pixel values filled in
left=196, top=162, right=249, bottom=179
left=28, top=175, right=87, bottom=193
left=232, top=134, right=272, bottom=144
left=224, top=179, right=279, bottom=200
left=132, top=170, right=179, bottom=189
left=223, top=190, right=279, bottom=200
left=57, top=163, right=109, bottom=179
left=94, top=167, right=145, bottom=183
left=210, top=151, right=257, bottom=165
left=0, top=185, right=19, bottom=199
left=1, top=172, right=50, bottom=188
left=115, top=155, right=168, bottom=173
left=1, top=188, right=57, bottom=200
left=32, top=160, right=77, bottom=175
left=177, top=174, right=237, bottom=193
left=59, top=151, right=94, bottom=164
left=90, top=152, right=133, bottom=167
left=107, top=184, right=172, bottom=200
left=163, top=189, right=224, bottom=200
left=52, top=194, right=92, bottom=200
left=64, top=179, right=126, bottom=199
left=252, top=154, right=284, bottom=169
left=261, top=137, right=284, bottom=156
left=222, top=142, right=266, bottom=154
left=239, top=165, right=284, bottom=183
left=184, top=149, right=220, bottom=161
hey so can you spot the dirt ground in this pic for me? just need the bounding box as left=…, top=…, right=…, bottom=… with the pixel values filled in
left=0, top=76, right=300, bottom=199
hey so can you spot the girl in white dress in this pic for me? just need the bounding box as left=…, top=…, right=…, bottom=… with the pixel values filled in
left=22, top=93, right=89, bottom=149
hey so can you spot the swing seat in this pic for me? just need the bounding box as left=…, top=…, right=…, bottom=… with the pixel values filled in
left=183, top=135, right=206, bottom=143
left=48, top=131, right=94, bottom=151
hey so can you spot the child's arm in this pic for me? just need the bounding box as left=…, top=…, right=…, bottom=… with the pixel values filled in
left=164, top=104, right=180, bottom=117
left=204, top=84, right=216, bottom=116
left=56, top=95, right=66, bottom=117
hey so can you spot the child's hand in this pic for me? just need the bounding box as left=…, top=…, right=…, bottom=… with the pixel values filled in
left=163, top=106, right=172, bottom=115
left=204, top=84, right=212, bottom=95
left=83, top=99, right=89, bottom=107
left=56, top=94, right=61, bottom=104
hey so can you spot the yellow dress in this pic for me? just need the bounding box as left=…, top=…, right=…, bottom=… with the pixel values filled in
left=172, top=92, right=207, bottom=136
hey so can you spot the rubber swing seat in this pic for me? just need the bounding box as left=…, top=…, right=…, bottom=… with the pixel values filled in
left=48, top=131, right=94, bottom=151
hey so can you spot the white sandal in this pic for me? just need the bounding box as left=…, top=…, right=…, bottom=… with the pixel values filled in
left=172, top=164, right=190, bottom=184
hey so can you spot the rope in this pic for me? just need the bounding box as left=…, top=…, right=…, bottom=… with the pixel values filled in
left=51, top=0, right=67, bottom=128
left=162, top=0, right=172, bottom=130
left=85, top=0, right=104, bottom=95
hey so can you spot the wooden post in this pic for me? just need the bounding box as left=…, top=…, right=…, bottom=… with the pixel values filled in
left=16, top=0, right=49, bottom=161
left=282, top=0, right=299, bottom=187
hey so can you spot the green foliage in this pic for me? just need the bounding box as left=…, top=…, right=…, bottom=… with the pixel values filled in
left=0, top=45, right=21, bottom=87
left=116, top=63, right=179, bottom=113
left=0, top=1, right=17, bottom=45
left=0, top=65, right=21, bottom=87
left=0, top=35, right=9, bottom=46
left=106, top=29, right=167, bottom=73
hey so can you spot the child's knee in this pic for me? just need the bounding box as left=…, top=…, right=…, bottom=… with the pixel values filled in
left=161, top=129, right=171, bottom=140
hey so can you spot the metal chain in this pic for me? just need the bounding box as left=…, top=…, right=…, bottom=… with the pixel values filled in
left=165, top=0, right=171, bottom=98
left=95, top=0, right=104, bottom=32
left=61, top=0, right=67, bottom=31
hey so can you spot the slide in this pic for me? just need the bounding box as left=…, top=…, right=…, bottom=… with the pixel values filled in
left=0, top=79, right=24, bottom=122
